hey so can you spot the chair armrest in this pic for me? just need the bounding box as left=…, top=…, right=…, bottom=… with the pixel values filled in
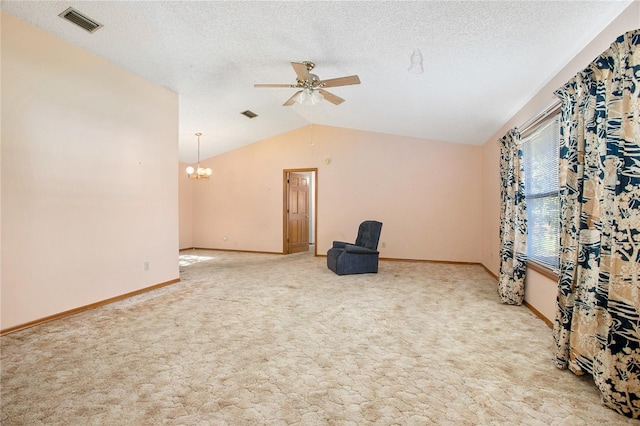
left=344, top=244, right=378, bottom=254
left=332, top=241, right=349, bottom=248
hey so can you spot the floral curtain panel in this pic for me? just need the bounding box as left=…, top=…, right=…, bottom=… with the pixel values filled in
left=498, top=128, right=527, bottom=305
left=553, top=29, right=639, bottom=419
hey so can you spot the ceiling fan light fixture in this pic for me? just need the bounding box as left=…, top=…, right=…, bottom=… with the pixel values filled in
left=297, top=88, right=324, bottom=106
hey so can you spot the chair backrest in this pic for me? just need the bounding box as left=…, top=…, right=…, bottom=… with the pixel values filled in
left=354, top=220, right=383, bottom=250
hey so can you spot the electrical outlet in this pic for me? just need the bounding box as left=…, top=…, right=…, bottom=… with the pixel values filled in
left=144, top=261, right=150, bottom=272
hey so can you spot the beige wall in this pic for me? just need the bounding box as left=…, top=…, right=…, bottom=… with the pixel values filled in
left=480, top=1, right=640, bottom=322
left=1, top=13, right=180, bottom=330
left=189, top=124, right=483, bottom=262
left=179, top=162, right=194, bottom=250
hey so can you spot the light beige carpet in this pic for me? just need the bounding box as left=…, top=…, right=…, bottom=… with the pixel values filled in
left=1, top=249, right=636, bottom=425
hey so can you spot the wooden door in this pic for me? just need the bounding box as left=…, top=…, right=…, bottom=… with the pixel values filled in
left=287, top=172, right=310, bottom=253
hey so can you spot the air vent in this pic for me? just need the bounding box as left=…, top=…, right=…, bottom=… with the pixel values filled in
left=241, top=110, right=258, bottom=119
left=58, top=7, right=103, bottom=33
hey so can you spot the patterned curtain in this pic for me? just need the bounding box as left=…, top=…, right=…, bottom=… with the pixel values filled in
left=553, top=29, right=639, bottom=419
left=498, top=128, right=527, bottom=305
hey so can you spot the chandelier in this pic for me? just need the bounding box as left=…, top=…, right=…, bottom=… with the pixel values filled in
left=185, top=132, right=212, bottom=179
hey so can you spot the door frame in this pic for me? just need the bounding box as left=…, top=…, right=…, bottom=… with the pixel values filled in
left=283, top=168, right=318, bottom=255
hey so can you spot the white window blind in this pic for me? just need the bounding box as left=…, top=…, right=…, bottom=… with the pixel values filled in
left=523, top=114, right=560, bottom=269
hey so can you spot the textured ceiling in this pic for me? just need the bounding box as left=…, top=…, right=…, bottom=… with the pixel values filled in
left=1, top=1, right=633, bottom=162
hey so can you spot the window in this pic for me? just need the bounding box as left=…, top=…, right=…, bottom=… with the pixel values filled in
left=522, top=113, right=560, bottom=270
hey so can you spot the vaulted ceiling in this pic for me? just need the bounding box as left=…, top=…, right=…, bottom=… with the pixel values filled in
left=2, top=1, right=632, bottom=162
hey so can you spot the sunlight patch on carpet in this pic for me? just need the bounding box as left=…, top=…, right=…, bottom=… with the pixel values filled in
left=179, top=253, right=215, bottom=267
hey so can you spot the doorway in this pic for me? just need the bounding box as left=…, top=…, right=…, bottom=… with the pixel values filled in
left=283, top=168, right=317, bottom=255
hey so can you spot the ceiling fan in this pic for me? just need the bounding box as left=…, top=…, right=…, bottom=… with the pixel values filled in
left=254, top=61, right=360, bottom=106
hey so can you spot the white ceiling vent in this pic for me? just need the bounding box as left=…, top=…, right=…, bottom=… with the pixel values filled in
left=58, top=7, right=103, bottom=33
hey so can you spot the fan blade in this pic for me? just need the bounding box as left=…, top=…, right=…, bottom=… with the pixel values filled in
left=283, top=91, right=302, bottom=106
left=291, top=62, right=310, bottom=81
left=319, top=89, right=345, bottom=105
left=254, top=83, right=295, bottom=88
left=318, top=75, right=360, bottom=88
